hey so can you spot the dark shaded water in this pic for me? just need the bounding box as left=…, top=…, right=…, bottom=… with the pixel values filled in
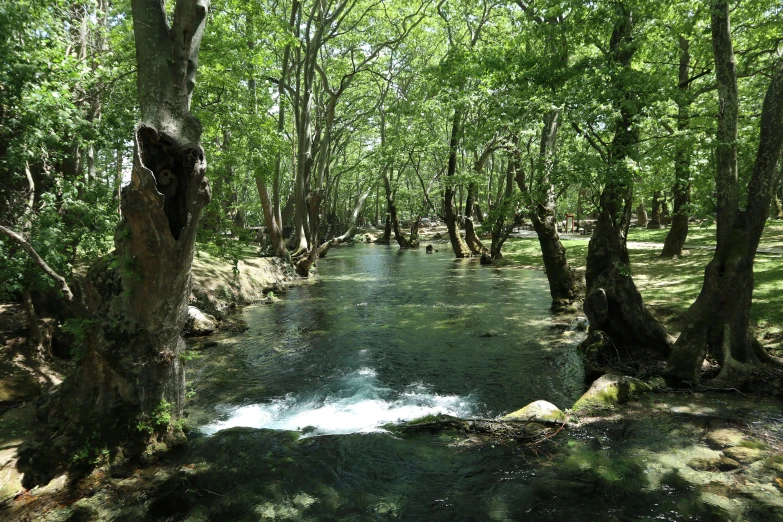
left=171, top=244, right=783, bottom=521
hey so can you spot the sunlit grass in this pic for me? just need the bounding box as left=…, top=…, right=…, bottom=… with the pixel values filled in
left=498, top=226, right=783, bottom=345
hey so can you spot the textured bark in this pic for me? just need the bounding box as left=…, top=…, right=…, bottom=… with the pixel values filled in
left=256, top=176, right=290, bottom=260
left=444, top=109, right=471, bottom=258
left=647, top=191, right=662, bottom=229
left=661, top=34, right=692, bottom=259
left=18, top=0, right=211, bottom=486
left=490, top=145, right=519, bottom=259
left=583, top=8, right=671, bottom=356
left=636, top=202, right=647, bottom=227
left=666, top=0, right=783, bottom=384
left=530, top=110, right=581, bottom=308
left=319, top=186, right=372, bottom=256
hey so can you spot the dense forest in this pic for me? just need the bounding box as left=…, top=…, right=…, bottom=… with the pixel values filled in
left=2, top=0, right=783, bottom=519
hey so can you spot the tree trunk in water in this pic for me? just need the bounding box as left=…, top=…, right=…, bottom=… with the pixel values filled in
left=665, top=0, right=783, bottom=385
left=583, top=9, right=671, bottom=357
left=490, top=146, right=519, bottom=259
left=445, top=109, right=471, bottom=258
left=647, top=191, right=662, bottom=229
left=636, top=202, right=647, bottom=227
left=530, top=111, right=582, bottom=309
left=19, top=0, right=211, bottom=486
left=319, top=186, right=372, bottom=256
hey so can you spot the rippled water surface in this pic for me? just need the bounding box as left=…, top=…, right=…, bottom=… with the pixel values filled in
left=177, top=244, right=783, bottom=521
left=192, top=243, right=584, bottom=435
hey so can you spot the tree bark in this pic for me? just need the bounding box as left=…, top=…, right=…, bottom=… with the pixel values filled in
left=665, top=0, right=783, bottom=384
left=647, top=190, right=662, bottom=229
left=529, top=110, right=581, bottom=309
left=445, top=109, right=471, bottom=258
left=582, top=7, right=671, bottom=356
left=661, top=36, right=693, bottom=257
left=636, top=201, right=647, bottom=227
left=19, top=0, right=211, bottom=486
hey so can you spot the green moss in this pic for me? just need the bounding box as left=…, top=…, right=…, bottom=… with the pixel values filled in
left=738, top=439, right=769, bottom=451
left=408, top=414, right=441, bottom=425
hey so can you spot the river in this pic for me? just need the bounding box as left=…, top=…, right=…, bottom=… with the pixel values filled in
left=175, top=243, right=782, bottom=521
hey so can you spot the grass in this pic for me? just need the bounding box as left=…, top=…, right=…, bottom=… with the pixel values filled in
left=626, top=220, right=783, bottom=249
left=496, top=221, right=783, bottom=351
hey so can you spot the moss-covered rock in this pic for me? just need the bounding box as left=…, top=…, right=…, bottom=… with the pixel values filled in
left=705, top=428, right=745, bottom=449
left=723, top=446, right=767, bottom=464
left=503, top=400, right=566, bottom=423
left=571, top=374, right=652, bottom=413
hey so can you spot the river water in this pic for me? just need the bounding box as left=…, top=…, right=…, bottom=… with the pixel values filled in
left=176, top=244, right=783, bottom=521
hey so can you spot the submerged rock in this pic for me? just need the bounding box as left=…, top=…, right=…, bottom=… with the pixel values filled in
left=571, top=374, right=652, bottom=413
left=705, top=428, right=746, bottom=449
left=503, top=400, right=566, bottom=423
left=723, top=446, right=767, bottom=464
left=184, top=306, right=218, bottom=337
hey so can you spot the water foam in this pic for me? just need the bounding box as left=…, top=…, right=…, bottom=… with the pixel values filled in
left=201, top=368, right=474, bottom=436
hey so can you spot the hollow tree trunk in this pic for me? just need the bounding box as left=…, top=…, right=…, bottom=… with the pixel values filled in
left=529, top=110, right=582, bottom=309
left=583, top=9, right=671, bottom=356
left=19, top=0, right=211, bottom=486
left=665, top=0, right=783, bottom=384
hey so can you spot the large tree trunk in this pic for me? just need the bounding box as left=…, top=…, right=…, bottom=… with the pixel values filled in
left=636, top=202, right=648, bottom=227
left=582, top=8, right=671, bottom=357
left=256, top=176, right=290, bottom=260
left=665, top=0, right=783, bottom=384
left=661, top=36, right=693, bottom=258
left=445, top=109, right=471, bottom=258
left=529, top=110, right=582, bottom=309
left=19, top=0, right=211, bottom=486
left=647, top=190, right=662, bottom=229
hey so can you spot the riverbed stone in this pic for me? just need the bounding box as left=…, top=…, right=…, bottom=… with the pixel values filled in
left=571, top=374, right=652, bottom=413
left=185, top=306, right=217, bottom=337
left=723, top=446, right=767, bottom=464
left=705, top=428, right=745, bottom=449
left=503, top=400, right=566, bottom=423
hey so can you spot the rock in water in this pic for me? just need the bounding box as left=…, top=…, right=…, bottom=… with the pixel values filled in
left=503, top=400, right=566, bottom=423
left=426, top=245, right=434, bottom=254
left=184, top=306, right=217, bottom=336
left=480, top=253, right=492, bottom=265
left=572, top=374, right=652, bottom=413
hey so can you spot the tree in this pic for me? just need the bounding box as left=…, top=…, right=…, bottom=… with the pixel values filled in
left=665, top=0, right=783, bottom=384
left=19, top=0, right=211, bottom=485
left=579, top=2, right=671, bottom=356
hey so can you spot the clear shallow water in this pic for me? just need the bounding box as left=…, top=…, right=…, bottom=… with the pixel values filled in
left=192, top=243, right=584, bottom=436
left=176, top=244, right=783, bottom=521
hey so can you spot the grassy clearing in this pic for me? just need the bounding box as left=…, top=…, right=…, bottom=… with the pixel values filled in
left=625, top=220, right=783, bottom=249
left=497, top=223, right=783, bottom=351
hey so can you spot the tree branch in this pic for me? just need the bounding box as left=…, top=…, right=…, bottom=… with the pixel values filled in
left=0, top=225, right=73, bottom=301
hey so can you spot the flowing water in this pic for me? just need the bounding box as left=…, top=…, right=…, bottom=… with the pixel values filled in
left=170, top=244, right=783, bottom=521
